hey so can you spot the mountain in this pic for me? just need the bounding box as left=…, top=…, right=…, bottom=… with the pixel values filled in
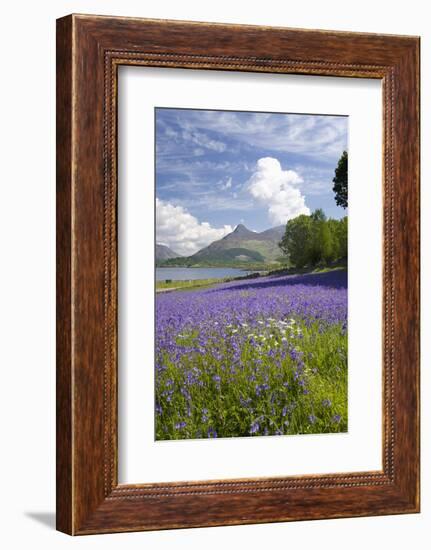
left=188, top=223, right=286, bottom=264
left=156, top=243, right=182, bottom=261
left=258, top=225, right=286, bottom=241
left=224, top=223, right=256, bottom=240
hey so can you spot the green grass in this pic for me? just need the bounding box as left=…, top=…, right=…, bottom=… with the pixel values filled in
left=266, top=263, right=347, bottom=278
left=155, top=317, right=347, bottom=440
left=156, top=278, right=229, bottom=291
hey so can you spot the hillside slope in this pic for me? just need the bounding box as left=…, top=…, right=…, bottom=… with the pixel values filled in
left=156, top=243, right=182, bottom=261
left=158, top=224, right=286, bottom=266
left=190, top=224, right=285, bottom=263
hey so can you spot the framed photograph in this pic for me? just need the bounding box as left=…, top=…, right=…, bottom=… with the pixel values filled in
left=56, top=14, right=420, bottom=535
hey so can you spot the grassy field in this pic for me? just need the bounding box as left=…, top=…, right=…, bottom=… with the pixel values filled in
left=156, top=278, right=231, bottom=292
left=156, top=319, right=347, bottom=439
left=155, top=270, right=347, bottom=440
left=156, top=264, right=346, bottom=293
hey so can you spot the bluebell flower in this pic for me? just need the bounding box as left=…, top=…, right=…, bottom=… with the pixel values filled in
left=249, top=421, right=260, bottom=434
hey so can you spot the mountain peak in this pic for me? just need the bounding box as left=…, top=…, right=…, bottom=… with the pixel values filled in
left=233, top=223, right=252, bottom=235
left=187, top=222, right=285, bottom=263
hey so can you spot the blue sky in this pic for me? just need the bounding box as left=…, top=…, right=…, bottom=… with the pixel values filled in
left=155, top=108, right=348, bottom=256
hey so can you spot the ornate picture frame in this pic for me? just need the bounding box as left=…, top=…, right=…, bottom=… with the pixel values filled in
left=56, top=14, right=420, bottom=534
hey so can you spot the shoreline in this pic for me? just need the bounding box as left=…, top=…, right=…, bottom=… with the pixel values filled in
left=155, top=266, right=347, bottom=294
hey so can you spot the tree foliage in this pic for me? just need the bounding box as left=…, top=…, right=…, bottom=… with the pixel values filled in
left=279, top=210, right=348, bottom=269
left=279, top=215, right=313, bottom=268
left=332, top=150, right=348, bottom=209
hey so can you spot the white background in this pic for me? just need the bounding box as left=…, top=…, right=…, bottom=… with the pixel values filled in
left=118, top=67, right=382, bottom=483
left=0, top=1, right=428, bottom=548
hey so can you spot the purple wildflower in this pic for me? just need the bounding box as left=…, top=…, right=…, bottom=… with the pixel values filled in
left=249, top=421, right=260, bottom=434
left=207, top=427, right=218, bottom=438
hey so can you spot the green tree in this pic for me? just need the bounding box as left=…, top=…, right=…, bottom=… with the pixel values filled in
left=336, top=216, right=348, bottom=258
left=327, top=219, right=341, bottom=259
left=319, top=222, right=335, bottom=264
left=279, top=210, right=348, bottom=269
left=279, top=215, right=313, bottom=268
left=311, top=208, right=327, bottom=223
left=309, top=210, right=335, bottom=265
left=333, top=151, right=348, bottom=208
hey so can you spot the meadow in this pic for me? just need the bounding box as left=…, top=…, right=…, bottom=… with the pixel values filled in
left=155, top=269, right=347, bottom=440
left=156, top=278, right=232, bottom=292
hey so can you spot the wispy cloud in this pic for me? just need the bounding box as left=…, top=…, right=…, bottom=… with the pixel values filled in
left=156, top=157, right=246, bottom=175
left=293, top=164, right=337, bottom=196
left=171, top=192, right=254, bottom=213
left=181, top=128, right=226, bottom=152
left=164, top=110, right=347, bottom=160
left=217, top=176, right=232, bottom=191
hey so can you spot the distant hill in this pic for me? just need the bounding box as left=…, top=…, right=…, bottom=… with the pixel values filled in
left=191, top=223, right=285, bottom=263
left=158, top=224, right=286, bottom=267
left=156, top=243, right=182, bottom=261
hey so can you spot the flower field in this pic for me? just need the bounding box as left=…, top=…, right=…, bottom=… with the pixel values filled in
left=155, top=269, right=347, bottom=440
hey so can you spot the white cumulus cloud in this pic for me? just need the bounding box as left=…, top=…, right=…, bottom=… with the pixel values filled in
left=247, top=157, right=310, bottom=225
left=156, top=198, right=233, bottom=256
